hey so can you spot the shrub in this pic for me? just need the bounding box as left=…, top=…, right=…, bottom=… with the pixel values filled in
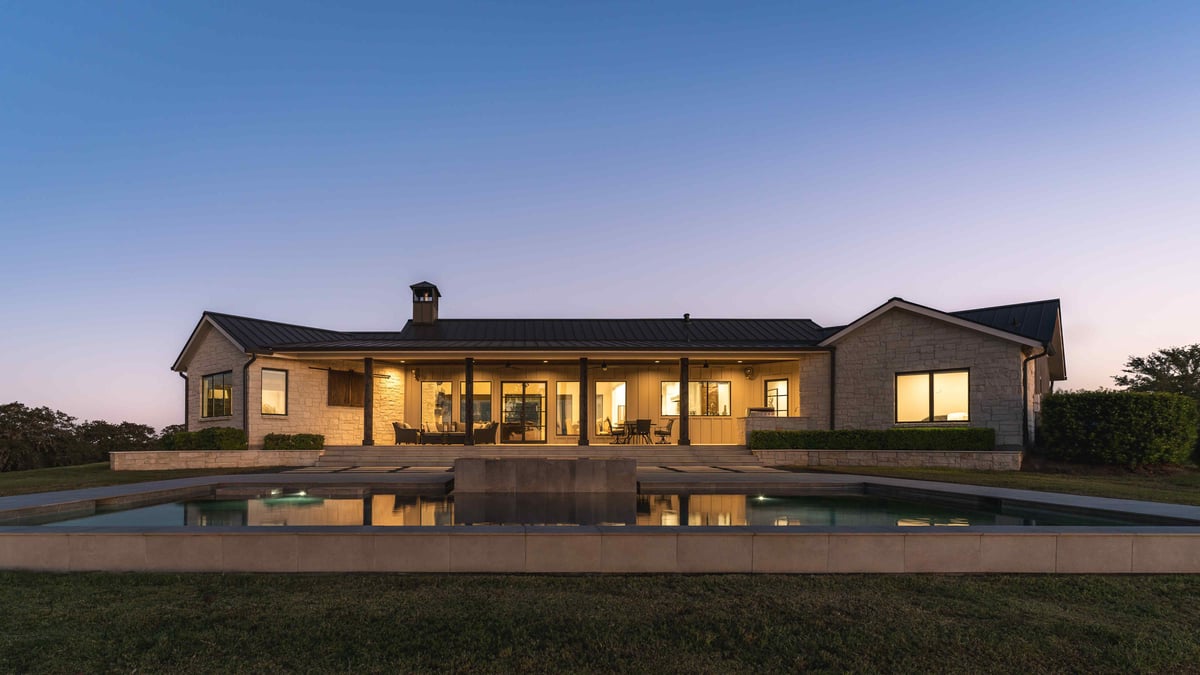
left=1039, top=391, right=1199, bottom=467
left=163, top=427, right=247, bottom=451
left=263, top=433, right=325, bottom=450
left=749, top=427, right=995, bottom=451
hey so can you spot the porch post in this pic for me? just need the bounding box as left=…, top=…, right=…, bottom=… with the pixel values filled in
left=362, top=357, right=374, bottom=446
left=464, top=357, right=475, bottom=446
left=678, top=357, right=690, bottom=446
left=578, top=357, right=589, bottom=446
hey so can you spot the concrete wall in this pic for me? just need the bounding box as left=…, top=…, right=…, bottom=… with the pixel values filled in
left=833, top=308, right=1027, bottom=448
left=752, top=449, right=1023, bottom=471
left=3, top=529, right=1196, bottom=573
left=111, top=450, right=321, bottom=471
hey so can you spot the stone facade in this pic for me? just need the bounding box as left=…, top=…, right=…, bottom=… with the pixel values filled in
left=832, top=308, right=1031, bottom=449
left=111, top=450, right=321, bottom=471
left=796, top=353, right=831, bottom=427
left=181, top=327, right=406, bottom=448
left=752, top=449, right=1024, bottom=471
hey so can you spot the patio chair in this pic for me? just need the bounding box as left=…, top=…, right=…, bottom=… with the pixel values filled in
left=604, top=418, right=626, bottom=444
left=633, top=419, right=652, bottom=444
left=473, top=421, right=499, bottom=445
left=653, top=418, right=675, bottom=444
left=393, top=422, right=420, bottom=445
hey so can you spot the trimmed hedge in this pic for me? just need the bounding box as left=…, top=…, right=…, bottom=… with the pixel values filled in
left=161, top=427, right=248, bottom=451
left=1039, top=391, right=1198, bottom=467
left=749, top=427, right=995, bottom=451
left=263, top=433, right=325, bottom=450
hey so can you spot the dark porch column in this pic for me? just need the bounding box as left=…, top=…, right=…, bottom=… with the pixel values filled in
left=464, top=357, right=474, bottom=446
left=578, top=357, right=589, bottom=446
left=678, top=357, right=690, bottom=446
left=362, top=357, right=374, bottom=446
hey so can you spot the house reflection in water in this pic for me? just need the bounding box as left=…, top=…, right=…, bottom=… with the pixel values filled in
left=636, top=494, right=749, bottom=527
left=371, top=495, right=454, bottom=527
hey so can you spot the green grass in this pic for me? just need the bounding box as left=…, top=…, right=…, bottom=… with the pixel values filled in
left=1, top=573, right=1198, bottom=673
left=0, top=463, right=281, bottom=498
left=798, top=465, right=1200, bottom=506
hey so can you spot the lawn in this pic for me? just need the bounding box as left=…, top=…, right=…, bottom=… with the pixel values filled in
left=1, top=573, right=1197, bottom=673
left=0, top=462, right=280, bottom=498
left=798, top=464, right=1200, bottom=506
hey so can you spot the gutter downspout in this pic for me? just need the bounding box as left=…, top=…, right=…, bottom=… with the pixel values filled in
left=242, top=353, right=258, bottom=444
left=1022, top=347, right=1050, bottom=450
left=179, top=371, right=189, bottom=431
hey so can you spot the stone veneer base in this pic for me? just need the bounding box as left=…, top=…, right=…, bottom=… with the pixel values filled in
left=752, top=449, right=1023, bottom=471
left=110, top=450, right=322, bottom=471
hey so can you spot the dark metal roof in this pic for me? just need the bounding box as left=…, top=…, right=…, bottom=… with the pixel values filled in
left=196, top=300, right=1060, bottom=355
left=950, top=299, right=1060, bottom=345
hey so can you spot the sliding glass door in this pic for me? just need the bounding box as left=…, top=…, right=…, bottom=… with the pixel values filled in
left=501, top=381, right=546, bottom=443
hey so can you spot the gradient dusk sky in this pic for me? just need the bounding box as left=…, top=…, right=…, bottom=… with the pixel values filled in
left=2, top=2, right=1198, bottom=429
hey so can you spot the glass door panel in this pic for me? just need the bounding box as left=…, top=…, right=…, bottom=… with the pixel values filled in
left=501, top=381, right=546, bottom=443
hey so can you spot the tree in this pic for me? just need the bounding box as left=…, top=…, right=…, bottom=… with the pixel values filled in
left=1113, top=344, right=1200, bottom=400
left=0, top=402, right=79, bottom=471
left=75, top=420, right=156, bottom=463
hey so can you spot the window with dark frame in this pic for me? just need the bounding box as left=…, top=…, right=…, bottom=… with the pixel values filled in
left=660, top=381, right=732, bottom=416
left=895, top=369, right=970, bottom=423
left=765, top=378, right=788, bottom=417
left=327, top=369, right=365, bottom=407
left=201, top=371, right=233, bottom=418
left=261, top=369, right=288, bottom=415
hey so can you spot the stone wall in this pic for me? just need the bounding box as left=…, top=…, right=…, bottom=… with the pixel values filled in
left=752, top=449, right=1023, bottom=471
left=796, top=353, right=831, bottom=427
left=111, top=450, right=321, bottom=471
left=181, top=326, right=406, bottom=448
left=833, top=308, right=1027, bottom=448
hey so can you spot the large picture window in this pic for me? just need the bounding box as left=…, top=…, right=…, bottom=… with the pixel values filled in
left=896, top=370, right=969, bottom=423
left=661, top=381, right=732, bottom=417
left=201, top=371, right=233, bottom=418
left=422, top=381, right=453, bottom=431
left=595, top=381, right=626, bottom=434
left=261, top=369, right=288, bottom=415
left=556, top=381, right=579, bottom=436
left=327, top=369, right=364, bottom=407
left=459, top=381, right=492, bottom=425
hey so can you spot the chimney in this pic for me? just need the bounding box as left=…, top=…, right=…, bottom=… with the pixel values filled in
left=410, top=281, right=441, bottom=325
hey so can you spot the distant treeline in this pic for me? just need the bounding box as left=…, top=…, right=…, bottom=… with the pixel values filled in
left=0, top=402, right=180, bottom=472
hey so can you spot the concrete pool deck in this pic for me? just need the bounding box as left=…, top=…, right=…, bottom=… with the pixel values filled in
left=2, top=468, right=1199, bottom=574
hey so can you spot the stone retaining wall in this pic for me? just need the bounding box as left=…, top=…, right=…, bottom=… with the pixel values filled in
left=752, top=449, right=1023, bottom=471
left=2, top=529, right=1197, bottom=573
left=110, top=450, right=321, bottom=471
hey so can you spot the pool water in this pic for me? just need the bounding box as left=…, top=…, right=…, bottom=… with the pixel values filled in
left=34, top=491, right=1150, bottom=528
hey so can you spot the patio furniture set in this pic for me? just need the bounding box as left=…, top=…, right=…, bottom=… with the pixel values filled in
left=392, top=421, right=499, bottom=445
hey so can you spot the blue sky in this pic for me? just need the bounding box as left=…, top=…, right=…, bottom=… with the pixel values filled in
left=2, top=1, right=1198, bottom=428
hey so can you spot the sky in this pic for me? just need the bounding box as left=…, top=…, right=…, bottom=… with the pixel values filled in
left=2, top=1, right=1198, bottom=430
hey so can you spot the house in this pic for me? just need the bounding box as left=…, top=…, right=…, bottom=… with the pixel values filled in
left=171, top=282, right=1066, bottom=450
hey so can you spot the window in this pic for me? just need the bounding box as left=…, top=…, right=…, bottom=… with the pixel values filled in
left=595, top=381, right=626, bottom=434
left=201, top=371, right=233, bottom=418
left=327, top=369, right=364, bottom=407
left=661, top=381, right=732, bottom=416
left=261, top=369, right=288, bottom=415
left=556, top=381, right=579, bottom=435
left=765, top=379, right=788, bottom=417
left=459, top=381, right=492, bottom=425
left=896, top=370, right=969, bottom=423
left=422, top=381, right=453, bottom=431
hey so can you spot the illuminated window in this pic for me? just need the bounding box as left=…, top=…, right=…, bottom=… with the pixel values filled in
left=261, top=369, right=287, bottom=415
left=556, top=382, right=579, bottom=435
left=765, top=379, right=788, bottom=416
left=896, top=370, right=969, bottom=423
left=661, top=381, right=732, bottom=416
left=595, top=381, right=626, bottom=434
left=458, top=381, right=492, bottom=424
left=422, top=381, right=452, bottom=431
left=201, top=371, right=233, bottom=418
